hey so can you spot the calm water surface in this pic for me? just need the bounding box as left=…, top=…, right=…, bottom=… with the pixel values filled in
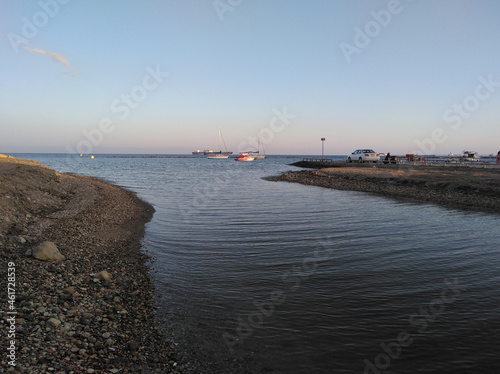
left=14, top=154, right=500, bottom=373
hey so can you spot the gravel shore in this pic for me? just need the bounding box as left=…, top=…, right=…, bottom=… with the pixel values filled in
left=270, top=164, right=500, bottom=215
left=0, top=157, right=183, bottom=373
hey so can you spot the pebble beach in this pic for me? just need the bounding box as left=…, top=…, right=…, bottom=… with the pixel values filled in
left=0, top=156, right=183, bottom=373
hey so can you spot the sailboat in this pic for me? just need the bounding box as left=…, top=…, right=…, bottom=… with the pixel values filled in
left=207, top=125, right=232, bottom=159
left=250, top=129, right=266, bottom=159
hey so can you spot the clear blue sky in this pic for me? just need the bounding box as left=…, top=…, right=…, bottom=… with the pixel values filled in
left=1, top=0, right=499, bottom=155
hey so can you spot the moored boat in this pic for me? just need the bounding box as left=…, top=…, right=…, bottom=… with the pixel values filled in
left=208, top=153, right=230, bottom=159
left=250, top=130, right=266, bottom=159
left=252, top=153, right=265, bottom=160
left=207, top=125, right=232, bottom=159
left=235, top=152, right=255, bottom=162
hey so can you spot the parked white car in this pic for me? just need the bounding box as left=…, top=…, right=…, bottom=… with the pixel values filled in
left=346, top=149, right=379, bottom=163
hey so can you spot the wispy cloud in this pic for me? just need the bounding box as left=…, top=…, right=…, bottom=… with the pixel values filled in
left=23, top=45, right=80, bottom=76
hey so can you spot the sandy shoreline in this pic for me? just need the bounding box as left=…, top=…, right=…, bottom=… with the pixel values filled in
left=270, top=164, right=500, bottom=215
left=0, top=157, right=183, bottom=373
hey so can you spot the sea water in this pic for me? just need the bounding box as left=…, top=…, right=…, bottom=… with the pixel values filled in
left=11, top=154, right=500, bottom=373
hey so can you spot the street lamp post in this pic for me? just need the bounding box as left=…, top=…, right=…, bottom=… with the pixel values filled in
left=321, top=138, right=325, bottom=161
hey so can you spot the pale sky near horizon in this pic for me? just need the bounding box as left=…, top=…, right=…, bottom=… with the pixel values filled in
left=1, top=0, right=500, bottom=155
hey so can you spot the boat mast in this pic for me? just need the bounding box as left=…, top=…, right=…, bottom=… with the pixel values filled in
left=218, top=125, right=222, bottom=151
left=219, top=125, right=228, bottom=152
left=258, top=129, right=266, bottom=155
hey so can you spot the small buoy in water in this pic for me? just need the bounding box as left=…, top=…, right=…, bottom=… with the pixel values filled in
left=91, top=155, right=94, bottom=159
left=80, top=154, right=83, bottom=157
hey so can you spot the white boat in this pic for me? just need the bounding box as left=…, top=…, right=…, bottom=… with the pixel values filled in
left=208, top=125, right=232, bottom=159
left=208, top=153, right=229, bottom=159
left=250, top=129, right=266, bottom=159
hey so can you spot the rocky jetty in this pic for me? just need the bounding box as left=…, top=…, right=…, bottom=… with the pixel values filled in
left=0, top=157, right=183, bottom=373
left=271, top=165, right=500, bottom=214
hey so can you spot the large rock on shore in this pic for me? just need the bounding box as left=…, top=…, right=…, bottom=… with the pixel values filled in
left=32, top=241, right=65, bottom=261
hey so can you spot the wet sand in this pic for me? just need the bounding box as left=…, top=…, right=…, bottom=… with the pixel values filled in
left=0, top=156, right=183, bottom=373
left=270, top=164, right=500, bottom=214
